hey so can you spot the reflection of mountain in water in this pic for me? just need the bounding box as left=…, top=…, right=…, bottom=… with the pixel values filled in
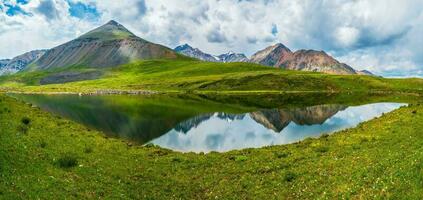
left=175, top=105, right=347, bottom=133
left=250, top=105, right=347, bottom=132
left=12, top=94, right=348, bottom=145
left=174, top=113, right=245, bottom=133
left=12, top=95, right=199, bottom=144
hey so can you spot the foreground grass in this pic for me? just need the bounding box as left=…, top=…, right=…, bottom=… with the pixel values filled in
left=2, top=94, right=423, bottom=199
left=1, top=59, right=423, bottom=93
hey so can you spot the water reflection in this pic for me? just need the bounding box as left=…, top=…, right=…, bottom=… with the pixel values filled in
left=10, top=94, right=405, bottom=152
left=152, top=103, right=404, bottom=152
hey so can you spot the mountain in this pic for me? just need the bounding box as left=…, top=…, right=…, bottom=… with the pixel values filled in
left=171, top=104, right=346, bottom=134
left=249, top=43, right=292, bottom=66
left=280, top=50, right=356, bottom=75
left=250, top=43, right=357, bottom=75
left=174, top=114, right=214, bottom=133
left=249, top=105, right=347, bottom=132
left=0, top=50, right=46, bottom=75
left=217, top=52, right=248, bottom=62
left=32, top=20, right=177, bottom=70
left=174, top=112, right=245, bottom=133
left=357, top=70, right=375, bottom=76
left=0, top=59, right=10, bottom=68
left=174, top=44, right=248, bottom=63
left=174, top=44, right=218, bottom=62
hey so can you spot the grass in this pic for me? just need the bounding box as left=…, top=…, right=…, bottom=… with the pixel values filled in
left=1, top=58, right=423, bottom=198
left=21, top=117, right=31, bottom=125
left=56, top=153, right=79, bottom=169
left=1, top=59, right=423, bottom=94
left=1, top=94, right=423, bottom=199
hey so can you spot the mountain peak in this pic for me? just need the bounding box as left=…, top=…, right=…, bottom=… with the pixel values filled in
left=250, top=42, right=292, bottom=65
left=174, top=44, right=218, bottom=62
left=357, top=70, right=375, bottom=76
left=218, top=52, right=248, bottom=63
left=274, top=43, right=289, bottom=49
left=106, top=20, right=120, bottom=26
left=174, top=44, right=194, bottom=51
left=32, top=21, right=177, bottom=71
left=174, top=44, right=248, bottom=63
left=249, top=43, right=358, bottom=74
left=78, top=20, right=137, bottom=41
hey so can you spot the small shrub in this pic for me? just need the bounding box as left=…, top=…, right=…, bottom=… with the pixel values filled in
left=320, top=134, right=330, bottom=140
left=21, top=117, right=31, bottom=125
left=171, top=157, right=182, bottom=162
left=234, top=155, right=248, bottom=162
left=284, top=171, right=297, bottom=182
left=84, top=146, right=93, bottom=154
left=275, top=152, right=289, bottom=158
left=360, top=137, right=369, bottom=144
left=352, top=144, right=361, bottom=150
left=57, top=153, right=78, bottom=168
left=315, top=146, right=329, bottom=153
left=40, top=141, right=47, bottom=148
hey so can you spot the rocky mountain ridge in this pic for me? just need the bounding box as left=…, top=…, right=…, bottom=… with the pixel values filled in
left=250, top=43, right=357, bottom=75
left=176, top=43, right=373, bottom=75
left=174, top=44, right=248, bottom=63
left=1, top=20, right=374, bottom=76
left=174, top=44, right=218, bottom=62
left=173, top=104, right=346, bottom=134
left=0, top=50, right=46, bottom=75
left=217, top=51, right=248, bottom=63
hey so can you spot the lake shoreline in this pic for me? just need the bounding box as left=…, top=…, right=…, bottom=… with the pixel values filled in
left=1, top=88, right=422, bottom=96
left=10, top=93, right=406, bottom=152
left=1, top=93, right=423, bottom=198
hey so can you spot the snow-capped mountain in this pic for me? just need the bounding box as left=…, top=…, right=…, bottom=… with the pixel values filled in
left=0, top=50, right=47, bottom=75
left=174, top=44, right=248, bottom=63
left=0, top=59, right=10, bottom=69
left=217, top=51, right=248, bottom=63
left=174, top=44, right=219, bottom=62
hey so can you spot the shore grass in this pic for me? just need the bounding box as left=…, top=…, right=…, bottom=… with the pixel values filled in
left=1, top=59, right=423, bottom=94
left=1, top=94, right=423, bottom=199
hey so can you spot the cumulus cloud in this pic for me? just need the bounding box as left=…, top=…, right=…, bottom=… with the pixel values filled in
left=0, top=0, right=423, bottom=77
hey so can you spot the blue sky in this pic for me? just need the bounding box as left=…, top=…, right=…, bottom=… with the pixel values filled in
left=1, top=0, right=423, bottom=77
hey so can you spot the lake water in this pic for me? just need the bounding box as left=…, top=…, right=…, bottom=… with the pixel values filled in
left=11, top=94, right=406, bottom=153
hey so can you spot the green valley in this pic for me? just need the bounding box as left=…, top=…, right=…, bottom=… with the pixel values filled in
left=1, top=12, right=423, bottom=200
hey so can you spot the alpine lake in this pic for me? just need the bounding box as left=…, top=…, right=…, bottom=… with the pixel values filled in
left=9, top=92, right=408, bottom=153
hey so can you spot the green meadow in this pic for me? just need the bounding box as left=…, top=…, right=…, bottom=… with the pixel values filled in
left=1, top=59, right=423, bottom=199
left=1, top=92, right=423, bottom=199
left=1, top=59, right=423, bottom=94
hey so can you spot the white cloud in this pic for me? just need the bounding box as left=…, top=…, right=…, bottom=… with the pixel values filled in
left=1, top=0, right=423, bottom=77
left=335, top=27, right=360, bottom=47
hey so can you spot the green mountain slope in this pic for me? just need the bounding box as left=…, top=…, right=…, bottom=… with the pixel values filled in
left=30, top=20, right=178, bottom=71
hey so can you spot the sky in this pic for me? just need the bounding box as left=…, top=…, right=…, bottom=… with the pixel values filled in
left=0, top=0, right=422, bottom=77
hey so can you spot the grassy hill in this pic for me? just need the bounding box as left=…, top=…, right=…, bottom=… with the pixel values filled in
left=1, top=58, right=423, bottom=94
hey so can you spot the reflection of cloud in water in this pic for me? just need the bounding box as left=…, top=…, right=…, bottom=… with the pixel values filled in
left=151, top=103, right=405, bottom=153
